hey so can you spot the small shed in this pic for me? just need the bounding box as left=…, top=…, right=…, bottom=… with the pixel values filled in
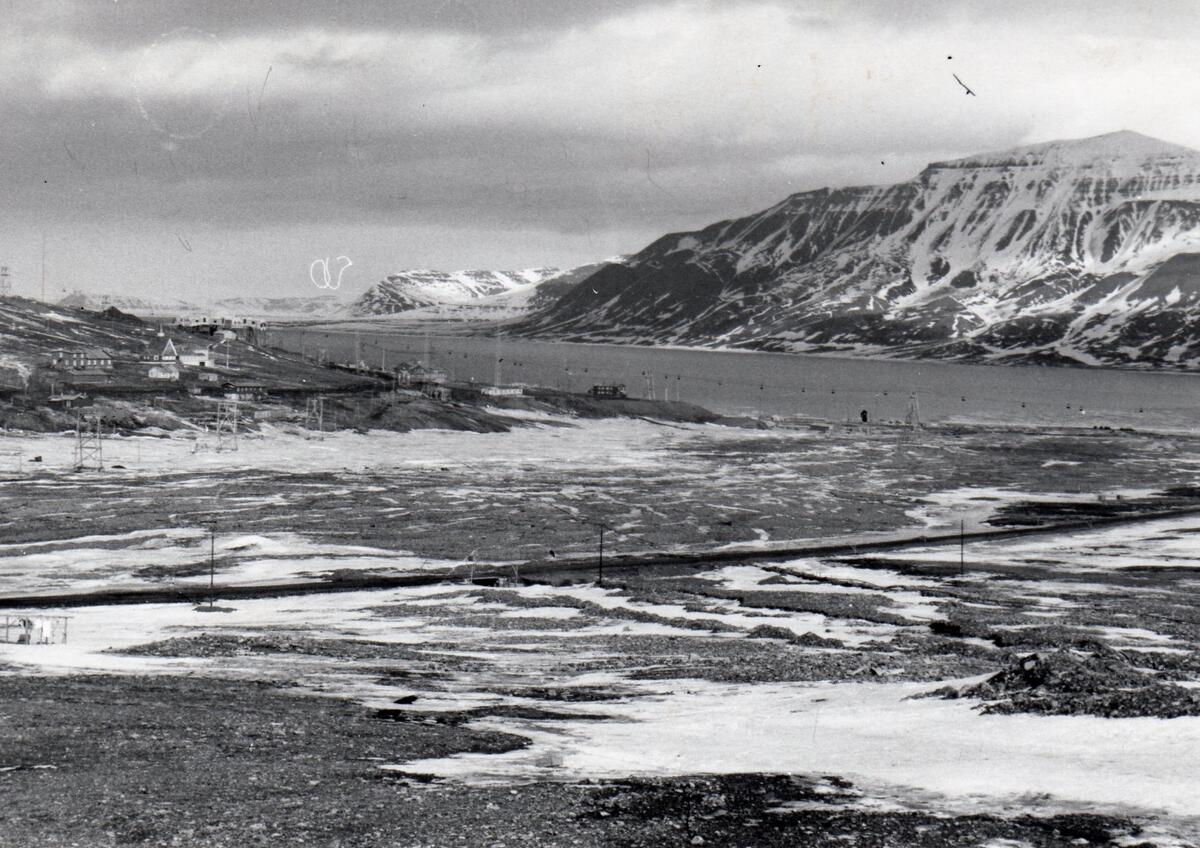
left=47, top=391, right=87, bottom=409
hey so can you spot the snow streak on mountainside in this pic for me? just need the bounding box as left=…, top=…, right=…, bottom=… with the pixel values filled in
left=351, top=265, right=611, bottom=320
left=518, top=131, right=1200, bottom=368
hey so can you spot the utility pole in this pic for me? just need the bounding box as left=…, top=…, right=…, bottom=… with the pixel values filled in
left=41, top=232, right=48, bottom=330
left=208, top=522, right=216, bottom=604
left=597, top=524, right=604, bottom=586
left=906, top=392, right=921, bottom=429
left=494, top=332, right=502, bottom=387
left=959, top=519, right=965, bottom=577
left=642, top=371, right=654, bottom=400
left=208, top=521, right=216, bottom=607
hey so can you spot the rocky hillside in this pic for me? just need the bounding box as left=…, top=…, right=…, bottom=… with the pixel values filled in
left=517, top=131, right=1200, bottom=368
left=0, top=297, right=365, bottom=396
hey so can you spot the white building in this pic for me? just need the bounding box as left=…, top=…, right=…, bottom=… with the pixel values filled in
left=148, top=364, right=180, bottom=381
left=178, top=349, right=209, bottom=368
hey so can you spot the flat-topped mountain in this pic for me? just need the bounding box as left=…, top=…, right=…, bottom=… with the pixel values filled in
left=517, top=131, right=1200, bottom=368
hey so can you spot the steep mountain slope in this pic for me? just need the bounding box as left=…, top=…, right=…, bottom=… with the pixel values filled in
left=517, top=131, right=1200, bottom=368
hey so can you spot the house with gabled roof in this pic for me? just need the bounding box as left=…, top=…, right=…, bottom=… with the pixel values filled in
left=51, top=347, right=113, bottom=373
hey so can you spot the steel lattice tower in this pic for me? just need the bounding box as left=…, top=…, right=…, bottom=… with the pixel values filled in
left=215, top=400, right=239, bottom=452
left=304, top=395, right=326, bottom=438
left=73, top=414, right=103, bottom=471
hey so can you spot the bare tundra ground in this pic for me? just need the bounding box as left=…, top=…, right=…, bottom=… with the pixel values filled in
left=2, top=418, right=1200, bottom=846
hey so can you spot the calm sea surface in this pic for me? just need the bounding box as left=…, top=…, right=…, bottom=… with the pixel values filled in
left=268, top=326, right=1200, bottom=431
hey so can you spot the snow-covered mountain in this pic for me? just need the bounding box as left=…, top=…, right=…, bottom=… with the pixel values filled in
left=351, top=265, right=608, bottom=319
left=517, top=131, right=1200, bottom=368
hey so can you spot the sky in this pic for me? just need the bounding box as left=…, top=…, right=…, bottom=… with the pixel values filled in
left=5, top=0, right=1200, bottom=302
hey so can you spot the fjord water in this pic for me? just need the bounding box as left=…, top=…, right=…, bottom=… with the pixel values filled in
left=272, top=327, right=1200, bottom=430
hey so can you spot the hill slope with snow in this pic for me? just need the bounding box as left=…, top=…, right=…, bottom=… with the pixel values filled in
left=350, top=265, right=610, bottom=320
left=517, top=131, right=1200, bottom=368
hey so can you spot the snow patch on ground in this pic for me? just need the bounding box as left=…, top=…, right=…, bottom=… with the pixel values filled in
left=396, top=678, right=1200, bottom=820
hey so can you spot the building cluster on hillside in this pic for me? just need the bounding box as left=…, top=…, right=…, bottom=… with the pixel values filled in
left=170, top=315, right=266, bottom=345
left=386, top=360, right=529, bottom=402
left=172, top=315, right=264, bottom=331
left=45, top=336, right=259, bottom=402
left=140, top=338, right=215, bottom=381
left=394, top=362, right=451, bottom=400
left=48, top=337, right=221, bottom=381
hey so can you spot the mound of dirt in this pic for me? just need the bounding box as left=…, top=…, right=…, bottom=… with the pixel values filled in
left=954, top=649, right=1200, bottom=718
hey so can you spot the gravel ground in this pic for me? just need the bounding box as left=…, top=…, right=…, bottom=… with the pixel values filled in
left=0, top=676, right=1161, bottom=848
left=5, top=424, right=1200, bottom=845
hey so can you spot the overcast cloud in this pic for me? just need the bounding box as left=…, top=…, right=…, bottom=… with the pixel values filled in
left=5, top=0, right=1200, bottom=301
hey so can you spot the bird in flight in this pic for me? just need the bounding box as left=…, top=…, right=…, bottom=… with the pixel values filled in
left=953, top=73, right=976, bottom=96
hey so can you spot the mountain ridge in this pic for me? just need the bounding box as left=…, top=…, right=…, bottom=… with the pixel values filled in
left=349, top=263, right=616, bottom=320
left=515, top=131, right=1200, bottom=369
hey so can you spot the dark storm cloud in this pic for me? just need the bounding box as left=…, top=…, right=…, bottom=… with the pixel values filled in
left=32, top=0, right=691, bottom=44
left=5, top=0, right=1200, bottom=299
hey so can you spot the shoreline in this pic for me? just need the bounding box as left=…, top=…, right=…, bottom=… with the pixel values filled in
left=274, top=317, right=1200, bottom=379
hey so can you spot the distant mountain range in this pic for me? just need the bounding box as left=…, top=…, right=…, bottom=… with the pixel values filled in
left=59, top=292, right=347, bottom=320
left=347, top=263, right=612, bottom=320
left=57, top=262, right=612, bottom=323
left=59, top=132, right=1200, bottom=370
left=514, top=130, right=1200, bottom=368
